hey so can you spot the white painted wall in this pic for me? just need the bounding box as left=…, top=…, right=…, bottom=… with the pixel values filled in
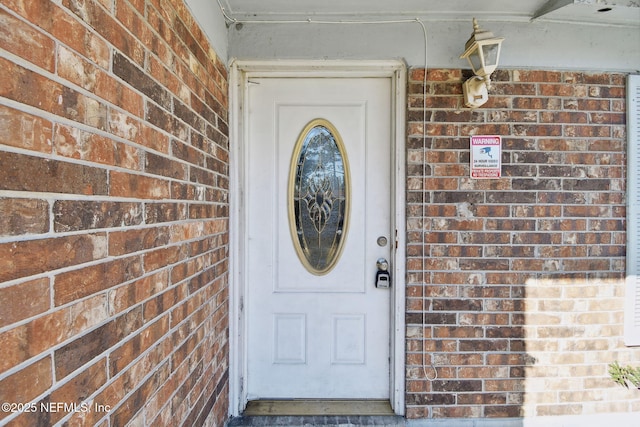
left=184, top=0, right=638, bottom=71
left=227, top=20, right=639, bottom=71
left=184, top=0, right=229, bottom=61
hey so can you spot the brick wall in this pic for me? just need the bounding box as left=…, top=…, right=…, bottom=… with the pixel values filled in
left=406, top=68, right=640, bottom=419
left=0, top=0, right=229, bottom=426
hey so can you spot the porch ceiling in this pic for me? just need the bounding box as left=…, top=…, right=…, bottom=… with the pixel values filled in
left=218, top=0, right=640, bottom=27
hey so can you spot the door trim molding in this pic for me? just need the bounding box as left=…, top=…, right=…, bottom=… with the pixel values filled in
left=228, top=59, right=407, bottom=416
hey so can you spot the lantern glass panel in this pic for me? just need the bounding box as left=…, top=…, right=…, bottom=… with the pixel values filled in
left=467, top=49, right=484, bottom=75
left=482, top=43, right=500, bottom=68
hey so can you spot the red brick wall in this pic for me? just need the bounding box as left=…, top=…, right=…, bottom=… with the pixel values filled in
left=0, top=0, right=229, bottom=425
left=406, top=69, right=640, bottom=419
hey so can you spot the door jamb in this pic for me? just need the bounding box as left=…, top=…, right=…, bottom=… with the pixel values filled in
left=228, top=59, right=407, bottom=417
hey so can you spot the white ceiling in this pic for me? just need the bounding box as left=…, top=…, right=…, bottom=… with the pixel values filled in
left=218, top=0, right=640, bottom=27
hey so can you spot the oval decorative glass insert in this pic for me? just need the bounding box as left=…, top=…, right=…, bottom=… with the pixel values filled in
left=288, top=119, right=350, bottom=275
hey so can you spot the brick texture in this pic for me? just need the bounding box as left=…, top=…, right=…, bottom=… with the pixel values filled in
left=3, top=0, right=639, bottom=423
left=0, top=0, right=229, bottom=426
left=406, top=68, right=640, bottom=419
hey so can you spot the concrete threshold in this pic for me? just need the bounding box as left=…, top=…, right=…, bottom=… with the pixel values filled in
left=227, top=399, right=405, bottom=426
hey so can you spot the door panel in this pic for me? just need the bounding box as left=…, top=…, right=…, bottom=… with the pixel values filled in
left=246, top=77, right=392, bottom=399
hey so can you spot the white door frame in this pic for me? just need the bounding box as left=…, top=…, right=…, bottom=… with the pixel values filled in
left=228, top=59, right=407, bottom=416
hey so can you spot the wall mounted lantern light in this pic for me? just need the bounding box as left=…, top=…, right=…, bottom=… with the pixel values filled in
left=460, top=18, right=505, bottom=108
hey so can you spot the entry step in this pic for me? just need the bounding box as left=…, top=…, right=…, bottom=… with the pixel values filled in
left=227, top=415, right=405, bottom=426
left=228, top=400, right=404, bottom=426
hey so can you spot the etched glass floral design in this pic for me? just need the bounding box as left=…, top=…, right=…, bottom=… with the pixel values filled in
left=289, top=119, right=350, bottom=275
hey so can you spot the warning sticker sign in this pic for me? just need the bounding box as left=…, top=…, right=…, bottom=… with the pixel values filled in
left=470, top=135, right=501, bottom=179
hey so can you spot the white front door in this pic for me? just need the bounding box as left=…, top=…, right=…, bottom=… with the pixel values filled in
left=245, top=76, right=393, bottom=399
